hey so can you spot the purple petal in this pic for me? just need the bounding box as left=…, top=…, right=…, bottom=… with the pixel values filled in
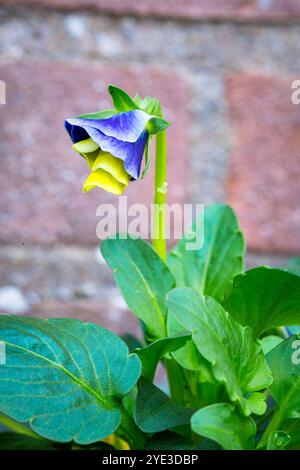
left=66, top=110, right=151, bottom=143
left=91, top=129, right=148, bottom=179
left=65, top=117, right=149, bottom=179
left=64, top=120, right=89, bottom=143
left=123, top=130, right=149, bottom=179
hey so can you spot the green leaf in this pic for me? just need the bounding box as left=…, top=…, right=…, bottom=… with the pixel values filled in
left=108, top=85, right=139, bottom=112
left=167, top=302, right=214, bottom=375
left=260, top=336, right=283, bottom=355
left=77, top=109, right=117, bottom=120
left=141, top=139, right=150, bottom=179
left=167, top=288, right=272, bottom=415
left=101, top=237, right=175, bottom=339
left=288, top=257, right=300, bottom=275
left=263, top=336, right=300, bottom=442
left=167, top=313, right=216, bottom=385
left=145, top=431, right=221, bottom=450
left=147, top=117, right=169, bottom=135
left=290, top=258, right=300, bottom=267
left=0, top=432, right=56, bottom=450
left=134, top=377, right=193, bottom=433
left=259, top=420, right=300, bottom=450
left=286, top=267, right=300, bottom=276
left=223, top=267, right=300, bottom=338
left=132, top=95, right=161, bottom=115
left=0, top=316, right=141, bottom=444
left=191, top=403, right=256, bottom=450
left=121, top=334, right=143, bottom=352
left=134, top=333, right=190, bottom=381
left=266, top=430, right=292, bottom=450
left=168, top=204, right=244, bottom=302
left=287, top=326, right=300, bottom=335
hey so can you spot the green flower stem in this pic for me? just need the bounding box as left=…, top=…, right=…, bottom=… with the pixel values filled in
left=164, top=358, right=202, bottom=410
left=0, top=413, right=44, bottom=440
left=118, top=407, right=147, bottom=450
left=152, top=130, right=189, bottom=404
left=153, top=130, right=167, bottom=261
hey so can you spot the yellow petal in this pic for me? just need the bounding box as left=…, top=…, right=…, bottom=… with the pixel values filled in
left=83, top=169, right=127, bottom=195
left=72, top=138, right=99, bottom=154
left=72, top=139, right=100, bottom=169
left=92, top=151, right=130, bottom=185
left=82, top=150, right=99, bottom=169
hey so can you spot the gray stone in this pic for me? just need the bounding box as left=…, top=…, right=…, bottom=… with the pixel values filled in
left=0, top=286, right=29, bottom=314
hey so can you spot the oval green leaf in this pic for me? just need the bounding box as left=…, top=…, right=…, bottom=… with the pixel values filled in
left=0, top=316, right=141, bottom=444
left=168, top=205, right=244, bottom=302
left=167, top=288, right=272, bottom=415
left=101, top=237, right=175, bottom=339
left=192, top=403, right=256, bottom=450
left=223, top=267, right=300, bottom=339
left=134, top=377, right=193, bottom=433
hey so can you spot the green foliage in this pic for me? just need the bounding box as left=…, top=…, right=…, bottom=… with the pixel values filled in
left=223, top=267, right=300, bottom=338
left=134, top=333, right=190, bottom=381
left=107, top=85, right=169, bottom=133
left=168, top=205, right=244, bottom=302
left=145, top=431, right=220, bottom=450
left=1, top=203, right=300, bottom=451
left=0, top=316, right=141, bottom=444
left=191, top=403, right=256, bottom=450
left=167, top=288, right=272, bottom=416
left=134, top=377, right=193, bottom=433
left=0, top=433, right=56, bottom=450
left=78, top=109, right=117, bottom=120
left=108, top=85, right=139, bottom=112
left=146, top=117, right=169, bottom=135
left=101, top=236, right=175, bottom=339
left=259, top=335, right=300, bottom=449
left=260, top=335, right=283, bottom=355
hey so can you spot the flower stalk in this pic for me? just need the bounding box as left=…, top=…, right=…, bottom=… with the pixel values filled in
left=153, top=129, right=167, bottom=261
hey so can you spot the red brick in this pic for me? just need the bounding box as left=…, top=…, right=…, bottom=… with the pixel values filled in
left=0, top=61, right=188, bottom=244
left=226, top=74, right=300, bottom=254
left=1, top=0, right=300, bottom=22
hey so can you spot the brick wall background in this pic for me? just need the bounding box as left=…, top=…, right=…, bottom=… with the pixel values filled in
left=0, top=1, right=300, bottom=335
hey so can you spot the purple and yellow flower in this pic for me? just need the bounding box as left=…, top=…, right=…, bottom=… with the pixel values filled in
left=64, top=86, right=168, bottom=195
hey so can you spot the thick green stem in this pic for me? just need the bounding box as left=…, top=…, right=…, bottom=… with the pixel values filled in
left=118, top=407, right=147, bottom=450
left=153, top=130, right=167, bottom=261
left=0, top=413, right=43, bottom=440
left=164, top=358, right=194, bottom=408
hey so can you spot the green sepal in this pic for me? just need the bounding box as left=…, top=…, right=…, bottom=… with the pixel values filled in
left=108, top=85, right=139, bottom=112
left=147, top=117, right=170, bottom=135
left=78, top=109, right=117, bottom=120
left=134, top=95, right=162, bottom=116
left=141, top=139, right=150, bottom=179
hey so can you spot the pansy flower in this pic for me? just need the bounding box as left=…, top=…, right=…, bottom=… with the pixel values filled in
left=64, top=85, right=168, bottom=195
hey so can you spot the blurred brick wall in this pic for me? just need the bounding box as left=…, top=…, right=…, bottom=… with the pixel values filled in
left=0, top=1, right=300, bottom=334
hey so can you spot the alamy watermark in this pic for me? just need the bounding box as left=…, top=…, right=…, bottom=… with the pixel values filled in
left=291, top=339, right=300, bottom=365
left=0, top=341, right=6, bottom=365
left=291, top=80, right=300, bottom=105
left=96, top=197, right=205, bottom=250
left=0, top=80, right=6, bottom=105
